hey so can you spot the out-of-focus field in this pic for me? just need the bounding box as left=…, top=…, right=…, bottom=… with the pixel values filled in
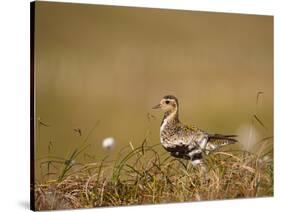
left=33, top=2, right=273, bottom=210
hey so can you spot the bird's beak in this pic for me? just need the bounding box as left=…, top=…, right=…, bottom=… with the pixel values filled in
left=152, top=104, right=161, bottom=109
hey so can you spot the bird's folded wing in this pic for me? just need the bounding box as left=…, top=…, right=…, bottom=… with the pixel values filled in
left=208, top=134, right=238, bottom=145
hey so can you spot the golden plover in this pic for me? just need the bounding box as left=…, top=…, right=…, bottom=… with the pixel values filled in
left=152, top=95, right=237, bottom=166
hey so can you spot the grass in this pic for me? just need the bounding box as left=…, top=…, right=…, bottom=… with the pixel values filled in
left=34, top=135, right=273, bottom=210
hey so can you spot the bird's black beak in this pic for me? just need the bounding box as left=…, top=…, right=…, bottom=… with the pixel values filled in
left=152, top=104, right=161, bottom=109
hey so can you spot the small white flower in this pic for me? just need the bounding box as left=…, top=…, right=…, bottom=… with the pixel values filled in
left=102, top=137, right=115, bottom=150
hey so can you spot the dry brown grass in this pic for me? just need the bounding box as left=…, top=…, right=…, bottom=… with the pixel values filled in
left=34, top=136, right=273, bottom=210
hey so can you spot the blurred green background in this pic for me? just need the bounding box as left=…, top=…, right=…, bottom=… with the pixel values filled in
left=34, top=2, right=273, bottom=179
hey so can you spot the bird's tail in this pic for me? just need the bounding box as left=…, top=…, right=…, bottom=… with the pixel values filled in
left=206, top=134, right=238, bottom=151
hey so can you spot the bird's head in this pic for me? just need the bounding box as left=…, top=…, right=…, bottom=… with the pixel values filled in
left=152, top=95, right=179, bottom=113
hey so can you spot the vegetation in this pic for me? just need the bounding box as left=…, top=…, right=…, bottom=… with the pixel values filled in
left=35, top=134, right=273, bottom=210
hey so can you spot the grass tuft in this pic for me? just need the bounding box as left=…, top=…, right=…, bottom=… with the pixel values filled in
left=35, top=136, right=273, bottom=210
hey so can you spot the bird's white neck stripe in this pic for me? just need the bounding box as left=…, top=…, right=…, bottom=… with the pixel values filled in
left=160, top=119, right=168, bottom=132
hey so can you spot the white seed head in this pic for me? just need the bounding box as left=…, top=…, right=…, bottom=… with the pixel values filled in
left=102, top=137, right=115, bottom=150
left=236, top=123, right=261, bottom=152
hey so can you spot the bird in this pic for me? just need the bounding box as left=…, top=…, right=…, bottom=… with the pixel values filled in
left=152, top=95, right=238, bottom=166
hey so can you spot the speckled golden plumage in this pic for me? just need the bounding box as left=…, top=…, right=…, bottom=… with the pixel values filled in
left=153, top=95, right=237, bottom=165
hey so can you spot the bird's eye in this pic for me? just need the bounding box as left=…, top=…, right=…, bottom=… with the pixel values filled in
left=165, top=100, right=170, bottom=104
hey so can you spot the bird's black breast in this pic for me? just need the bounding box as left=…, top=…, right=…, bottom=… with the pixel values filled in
left=163, top=145, right=196, bottom=160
